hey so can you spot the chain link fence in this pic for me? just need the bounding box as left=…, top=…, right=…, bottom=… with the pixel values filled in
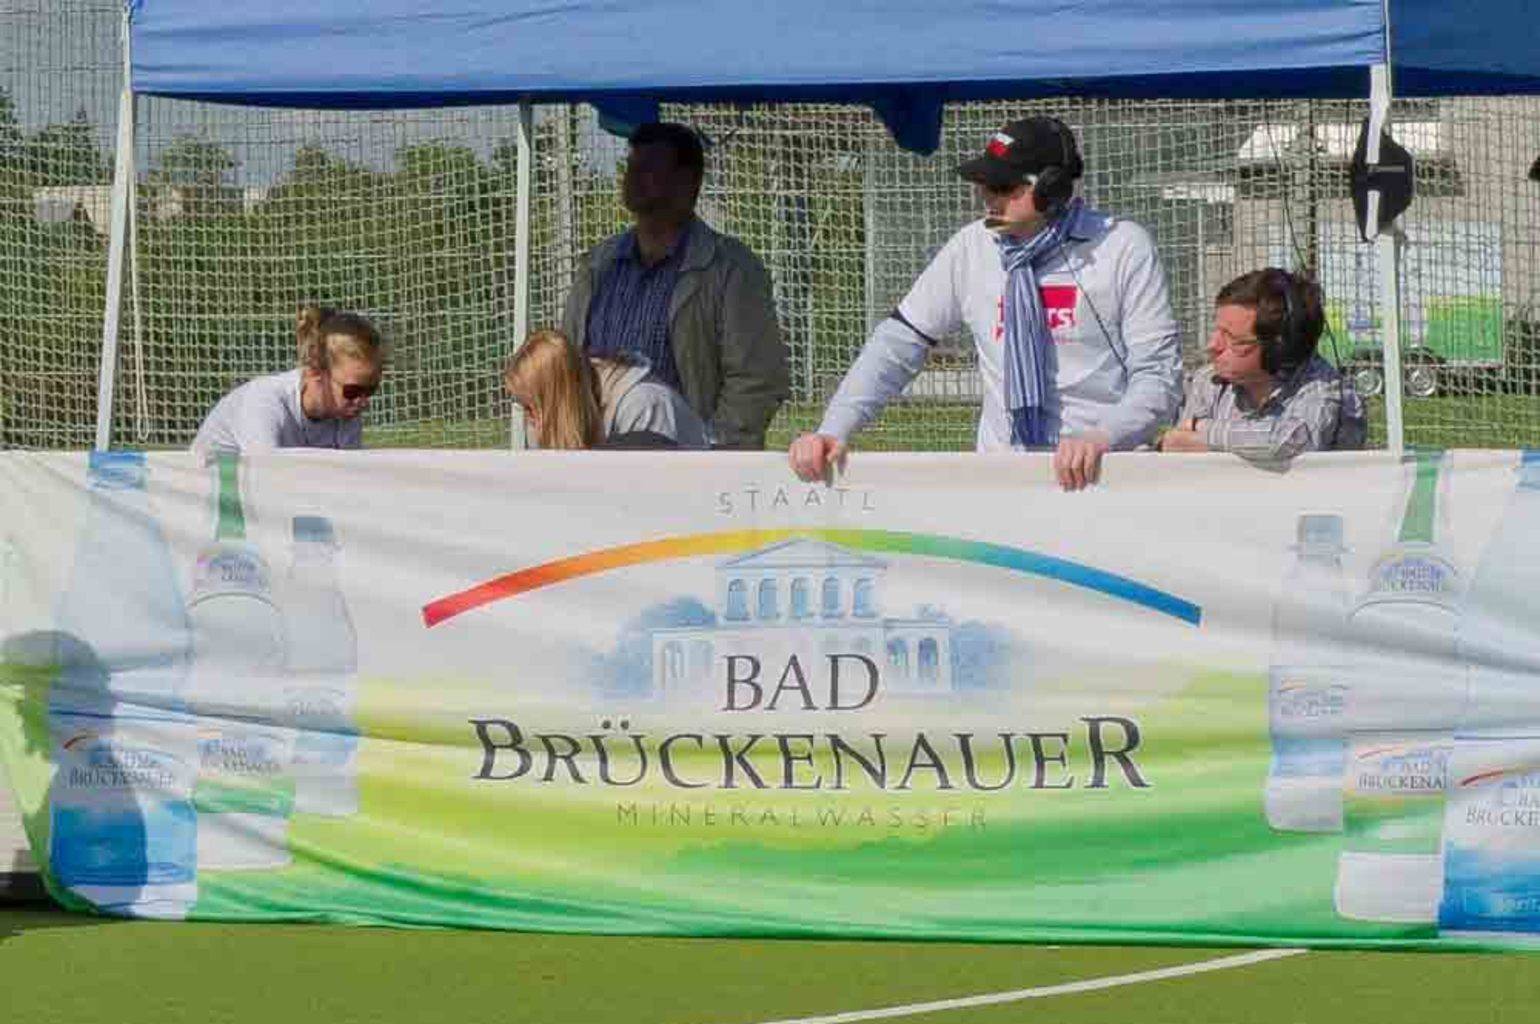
left=4, top=1, right=1539, bottom=452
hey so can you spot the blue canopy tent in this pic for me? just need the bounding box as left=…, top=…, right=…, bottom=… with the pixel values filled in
left=127, top=0, right=1399, bottom=155
left=89, top=0, right=1540, bottom=450
left=125, top=1, right=1540, bottom=154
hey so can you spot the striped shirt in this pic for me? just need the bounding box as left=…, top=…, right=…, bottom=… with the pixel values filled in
left=583, top=229, right=684, bottom=391
left=1180, top=355, right=1367, bottom=460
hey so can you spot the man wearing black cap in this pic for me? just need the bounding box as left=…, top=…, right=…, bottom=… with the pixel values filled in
left=789, top=116, right=1181, bottom=490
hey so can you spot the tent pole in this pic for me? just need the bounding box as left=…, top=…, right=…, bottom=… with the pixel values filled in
left=554, top=105, right=576, bottom=282
left=127, top=91, right=147, bottom=444
left=509, top=101, right=533, bottom=450
left=1197, top=205, right=1206, bottom=318
left=94, top=5, right=136, bottom=452
left=862, top=149, right=877, bottom=403
left=1368, top=62, right=1405, bottom=457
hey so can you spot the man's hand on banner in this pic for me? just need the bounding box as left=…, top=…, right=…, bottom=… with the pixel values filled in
left=1054, top=432, right=1110, bottom=491
left=789, top=432, right=848, bottom=484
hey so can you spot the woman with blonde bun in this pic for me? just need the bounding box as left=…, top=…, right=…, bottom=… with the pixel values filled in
left=504, top=328, right=708, bottom=450
left=192, top=305, right=385, bottom=458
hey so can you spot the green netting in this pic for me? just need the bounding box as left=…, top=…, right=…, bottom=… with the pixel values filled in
left=3, top=2, right=1540, bottom=452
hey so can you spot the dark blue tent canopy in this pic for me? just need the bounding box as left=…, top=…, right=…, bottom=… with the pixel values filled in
left=126, top=0, right=1539, bottom=153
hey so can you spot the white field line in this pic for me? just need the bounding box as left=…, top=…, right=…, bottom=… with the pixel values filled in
left=737, top=947, right=1308, bottom=1024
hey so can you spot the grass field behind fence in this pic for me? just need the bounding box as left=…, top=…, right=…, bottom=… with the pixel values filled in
left=362, top=394, right=1540, bottom=453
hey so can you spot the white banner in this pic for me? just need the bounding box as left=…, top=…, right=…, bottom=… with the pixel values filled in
left=2, top=448, right=1538, bottom=946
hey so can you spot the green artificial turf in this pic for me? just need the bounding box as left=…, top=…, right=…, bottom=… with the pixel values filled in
left=4, top=906, right=1539, bottom=1024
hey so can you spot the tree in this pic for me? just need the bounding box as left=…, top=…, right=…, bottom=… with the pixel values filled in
left=0, top=89, right=23, bottom=167
left=0, top=89, right=28, bottom=215
left=388, top=141, right=511, bottom=375
left=148, top=135, right=240, bottom=217
left=273, top=144, right=384, bottom=200
left=24, top=106, right=109, bottom=186
left=598, top=597, right=717, bottom=697
left=950, top=621, right=1018, bottom=692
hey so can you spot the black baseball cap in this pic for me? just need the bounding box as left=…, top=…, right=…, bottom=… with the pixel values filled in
left=957, top=117, right=1083, bottom=190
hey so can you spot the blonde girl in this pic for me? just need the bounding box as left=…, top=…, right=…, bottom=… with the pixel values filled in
left=192, top=305, right=385, bottom=457
left=504, top=329, right=707, bottom=450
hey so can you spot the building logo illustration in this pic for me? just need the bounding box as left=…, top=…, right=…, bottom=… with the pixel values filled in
left=423, top=528, right=1201, bottom=704
left=647, top=538, right=956, bottom=703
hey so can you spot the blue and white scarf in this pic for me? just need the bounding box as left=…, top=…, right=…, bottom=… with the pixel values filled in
left=997, top=198, right=1082, bottom=447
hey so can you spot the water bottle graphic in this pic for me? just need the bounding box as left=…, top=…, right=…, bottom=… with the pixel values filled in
left=1440, top=451, right=1540, bottom=938
left=282, top=515, right=360, bottom=817
left=187, top=454, right=294, bottom=871
left=1336, top=450, right=1464, bottom=924
left=1265, top=513, right=1351, bottom=833
left=49, top=451, right=198, bottom=918
left=1, top=534, right=18, bottom=661
left=1, top=533, right=15, bottom=636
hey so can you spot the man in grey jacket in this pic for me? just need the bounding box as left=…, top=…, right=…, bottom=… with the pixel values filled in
left=789, top=117, right=1182, bottom=490
left=562, top=122, right=789, bottom=449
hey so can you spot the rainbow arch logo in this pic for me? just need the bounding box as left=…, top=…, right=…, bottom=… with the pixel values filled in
left=421, top=528, right=1202, bottom=629
left=61, top=732, right=98, bottom=751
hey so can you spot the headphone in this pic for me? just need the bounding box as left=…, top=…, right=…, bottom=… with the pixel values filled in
left=1206, top=268, right=1352, bottom=450
left=1032, top=117, right=1084, bottom=214
left=1261, top=269, right=1315, bottom=377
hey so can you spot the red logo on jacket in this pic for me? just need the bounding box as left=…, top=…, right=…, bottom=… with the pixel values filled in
left=993, top=286, right=1080, bottom=343
left=1042, top=285, right=1079, bottom=335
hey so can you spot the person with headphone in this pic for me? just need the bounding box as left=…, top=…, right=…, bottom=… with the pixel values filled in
left=1158, top=268, right=1366, bottom=459
left=789, top=115, right=1182, bottom=490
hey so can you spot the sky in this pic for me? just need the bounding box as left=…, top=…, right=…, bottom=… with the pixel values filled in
left=0, top=1, right=620, bottom=187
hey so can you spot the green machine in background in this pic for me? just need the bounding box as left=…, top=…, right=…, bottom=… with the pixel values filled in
left=1281, top=221, right=1508, bottom=400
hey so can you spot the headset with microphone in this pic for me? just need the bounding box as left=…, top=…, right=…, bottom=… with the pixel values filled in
left=1269, top=268, right=1354, bottom=448
left=1207, top=267, right=1351, bottom=449
left=1260, top=269, right=1316, bottom=378
left=1206, top=268, right=1327, bottom=421
left=1030, top=117, right=1084, bottom=215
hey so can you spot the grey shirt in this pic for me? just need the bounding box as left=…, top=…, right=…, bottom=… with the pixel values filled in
left=817, top=207, right=1183, bottom=451
left=1178, top=354, right=1368, bottom=460
left=593, top=357, right=710, bottom=449
left=192, top=369, right=362, bottom=458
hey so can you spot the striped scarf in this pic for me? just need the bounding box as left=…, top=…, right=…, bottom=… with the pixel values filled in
left=997, top=198, right=1082, bottom=447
